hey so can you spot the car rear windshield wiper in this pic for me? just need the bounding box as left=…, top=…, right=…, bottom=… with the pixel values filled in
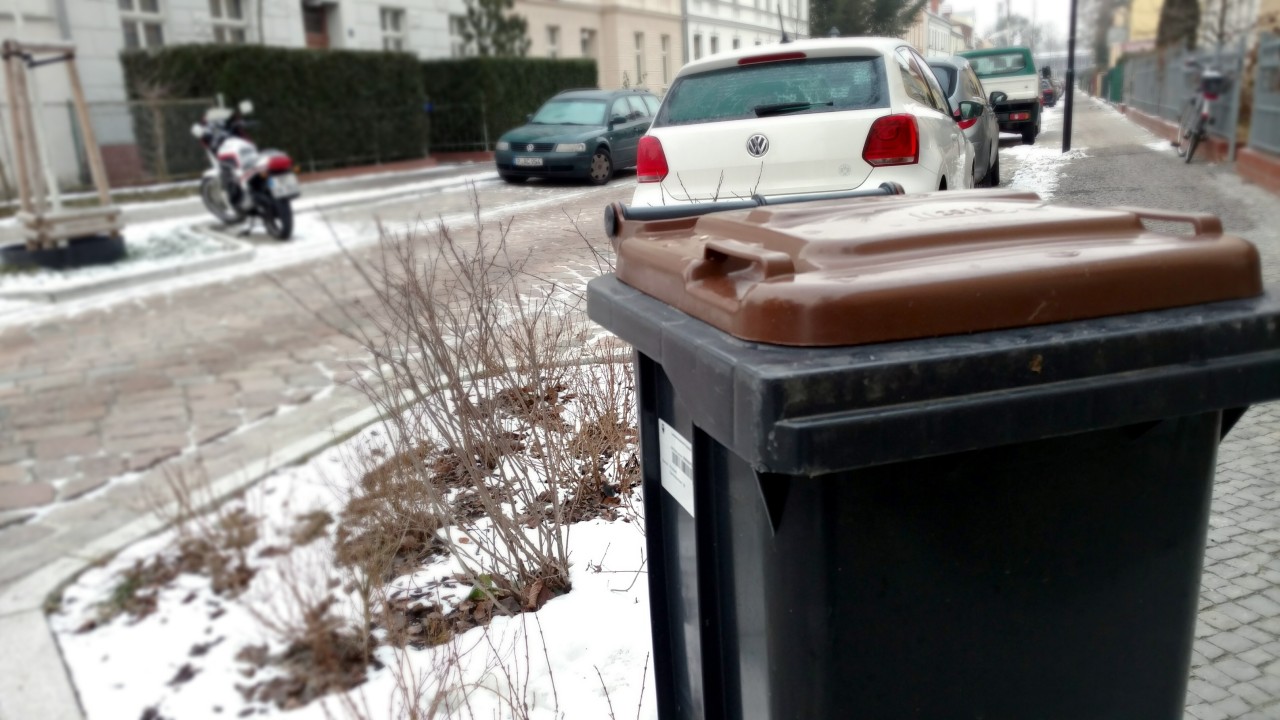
left=753, top=101, right=834, bottom=117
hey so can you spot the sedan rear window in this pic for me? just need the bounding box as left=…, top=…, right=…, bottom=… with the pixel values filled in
left=654, top=56, right=889, bottom=127
left=531, top=100, right=606, bottom=126
left=930, top=65, right=958, bottom=96
left=968, top=52, right=1030, bottom=77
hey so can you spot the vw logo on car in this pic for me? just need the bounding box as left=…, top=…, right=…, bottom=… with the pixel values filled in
left=746, top=134, right=770, bottom=158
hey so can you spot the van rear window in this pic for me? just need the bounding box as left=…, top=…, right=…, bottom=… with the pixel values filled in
left=654, top=56, right=889, bottom=127
left=968, top=52, right=1031, bottom=77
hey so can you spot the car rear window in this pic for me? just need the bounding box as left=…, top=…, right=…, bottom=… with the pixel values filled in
left=531, top=100, right=606, bottom=126
left=653, top=56, right=889, bottom=127
left=930, top=65, right=958, bottom=96
left=967, top=52, right=1032, bottom=77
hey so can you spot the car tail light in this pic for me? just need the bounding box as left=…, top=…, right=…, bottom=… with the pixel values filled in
left=637, top=135, right=669, bottom=183
left=958, top=117, right=978, bottom=130
left=738, top=51, right=806, bottom=65
left=1204, top=93, right=1219, bottom=101
left=1010, top=112, right=1031, bottom=121
left=862, top=114, right=918, bottom=167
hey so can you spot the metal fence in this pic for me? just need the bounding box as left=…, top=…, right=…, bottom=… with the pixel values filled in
left=1252, top=33, right=1280, bottom=155
left=1125, top=45, right=1246, bottom=148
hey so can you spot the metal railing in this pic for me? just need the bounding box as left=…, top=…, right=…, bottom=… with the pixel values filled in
left=1251, top=33, right=1280, bottom=156
left=1124, top=46, right=1244, bottom=148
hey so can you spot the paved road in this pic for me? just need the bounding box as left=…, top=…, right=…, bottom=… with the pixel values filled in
left=3, top=94, right=1280, bottom=719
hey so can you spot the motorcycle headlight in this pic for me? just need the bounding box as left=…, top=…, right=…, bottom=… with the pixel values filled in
left=495, top=141, right=510, bottom=150
left=554, top=143, right=587, bottom=153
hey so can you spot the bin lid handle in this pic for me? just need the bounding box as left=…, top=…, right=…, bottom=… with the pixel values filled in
left=690, top=238, right=796, bottom=282
left=1112, top=207, right=1223, bottom=236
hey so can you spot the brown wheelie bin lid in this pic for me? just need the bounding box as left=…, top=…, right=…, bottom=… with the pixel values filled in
left=607, top=189, right=1263, bottom=347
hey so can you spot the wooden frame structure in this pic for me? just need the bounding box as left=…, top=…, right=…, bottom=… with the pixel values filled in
left=2, top=40, right=122, bottom=249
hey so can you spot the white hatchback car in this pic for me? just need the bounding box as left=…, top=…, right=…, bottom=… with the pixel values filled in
left=632, top=37, right=971, bottom=206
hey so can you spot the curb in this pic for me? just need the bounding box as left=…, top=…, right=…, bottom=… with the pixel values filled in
left=0, top=399, right=384, bottom=720
left=0, top=227, right=255, bottom=304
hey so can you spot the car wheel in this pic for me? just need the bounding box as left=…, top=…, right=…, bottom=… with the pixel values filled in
left=500, top=174, right=527, bottom=184
left=1021, top=126, right=1037, bottom=145
left=986, top=153, right=1000, bottom=187
left=588, top=150, right=613, bottom=185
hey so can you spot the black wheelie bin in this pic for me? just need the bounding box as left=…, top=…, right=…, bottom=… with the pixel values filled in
left=586, top=187, right=1280, bottom=720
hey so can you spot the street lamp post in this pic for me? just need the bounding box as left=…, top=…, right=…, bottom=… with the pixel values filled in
left=1063, top=0, right=1078, bottom=152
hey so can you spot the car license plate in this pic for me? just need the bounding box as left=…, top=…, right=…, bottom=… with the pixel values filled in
left=514, top=157, right=543, bottom=167
left=269, top=173, right=299, bottom=198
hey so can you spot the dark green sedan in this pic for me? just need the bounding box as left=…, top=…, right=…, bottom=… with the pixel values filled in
left=495, top=88, right=660, bottom=185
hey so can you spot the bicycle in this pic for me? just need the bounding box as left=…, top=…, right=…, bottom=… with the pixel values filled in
left=1174, top=61, right=1230, bottom=164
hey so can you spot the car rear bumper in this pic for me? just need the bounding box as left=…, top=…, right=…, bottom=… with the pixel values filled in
left=495, top=150, right=593, bottom=178
left=995, top=100, right=1040, bottom=130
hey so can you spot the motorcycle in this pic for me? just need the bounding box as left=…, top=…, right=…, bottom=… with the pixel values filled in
left=191, top=100, right=299, bottom=240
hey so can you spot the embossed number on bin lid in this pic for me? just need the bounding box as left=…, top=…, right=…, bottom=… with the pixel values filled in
left=609, top=189, right=1264, bottom=347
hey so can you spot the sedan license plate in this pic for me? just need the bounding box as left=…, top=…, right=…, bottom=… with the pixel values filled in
left=514, top=156, right=543, bottom=167
left=270, top=173, right=300, bottom=198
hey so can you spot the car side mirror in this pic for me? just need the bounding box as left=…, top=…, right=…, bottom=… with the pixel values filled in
left=989, top=91, right=1008, bottom=106
left=958, top=100, right=983, bottom=120
left=611, top=115, right=627, bottom=128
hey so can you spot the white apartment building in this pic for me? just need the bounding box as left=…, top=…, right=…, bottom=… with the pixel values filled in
left=0, top=0, right=464, bottom=187
left=517, top=0, right=808, bottom=95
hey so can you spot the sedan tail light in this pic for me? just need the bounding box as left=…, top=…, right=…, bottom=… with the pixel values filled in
left=958, top=117, right=978, bottom=130
left=862, top=114, right=919, bottom=167
left=637, top=135, right=669, bottom=183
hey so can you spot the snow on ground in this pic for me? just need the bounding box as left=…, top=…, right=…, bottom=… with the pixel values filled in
left=0, top=177, right=605, bottom=331
left=52, top=379, right=655, bottom=720
left=0, top=218, right=236, bottom=294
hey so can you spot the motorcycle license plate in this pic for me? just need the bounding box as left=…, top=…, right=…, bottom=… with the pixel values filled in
left=270, top=173, right=300, bottom=198
left=514, top=157, right=543, bottom=167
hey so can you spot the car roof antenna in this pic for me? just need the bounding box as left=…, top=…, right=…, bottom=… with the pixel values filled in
left=777, top=4, right=790, bottom=43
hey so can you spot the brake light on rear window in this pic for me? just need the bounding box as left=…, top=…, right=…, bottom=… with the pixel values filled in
left=737, top=51, right=806, bottom=65
left=862, top=114, right=919, bottom=167
left=637, top=136, right=669, bottom=183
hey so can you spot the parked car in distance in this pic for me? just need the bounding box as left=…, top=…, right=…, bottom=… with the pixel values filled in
left=631, top=37, right=970, bottom=206
left=494, top=88, right=660, bottom=185
left=959, top=46, right=1040, bottom=144
left=1041, top=78, right=1058, bottom=107
left=928, top=55, right=1006, bottom=187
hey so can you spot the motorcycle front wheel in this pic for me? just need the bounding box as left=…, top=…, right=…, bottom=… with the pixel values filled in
left=262, top=198, right=294, bottom=241
left=200, top=177, right=245, bottom=225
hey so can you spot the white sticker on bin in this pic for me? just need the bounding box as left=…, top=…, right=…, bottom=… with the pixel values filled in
left=658, top=420, right=695, bottom=518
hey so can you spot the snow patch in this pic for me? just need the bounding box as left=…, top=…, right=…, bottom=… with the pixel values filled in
left=1008, top=146, right=1088, bottom=201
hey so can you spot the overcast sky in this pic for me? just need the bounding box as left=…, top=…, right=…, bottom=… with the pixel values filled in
left=946, top=0, right=1074, bottom=46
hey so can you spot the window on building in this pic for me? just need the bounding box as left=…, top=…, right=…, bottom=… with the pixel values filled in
left=209, top=0, right=246, bottom=43
left=732, top=37, right=740, bottom=49
left=120, top=0, right=164, bottom=49
left=580, top=28, right=597, bottom=58
left=693, top=33, right=702, bottom=60
left=660, top=34, right=669, bottom=83
left=547, top=25, right=560, bottom=58
left=710, top=35, right=718, bottom=54
left=634, top=32, right=645, bottom=84
left=448, top=14, right=467, bottom=56
left=380, top=7, right=405, bottom=51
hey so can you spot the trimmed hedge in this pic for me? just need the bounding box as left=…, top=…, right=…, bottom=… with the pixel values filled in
left=122, top=45, right=428, bottom=173
left=422, top=58, right=598, bottom=151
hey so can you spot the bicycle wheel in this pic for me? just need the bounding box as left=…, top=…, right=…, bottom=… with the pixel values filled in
left=1175, top=101, right=1197, bottom=156
left=1184, top=116, right=1204, bottom=164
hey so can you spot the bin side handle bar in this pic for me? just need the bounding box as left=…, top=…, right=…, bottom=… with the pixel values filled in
left=1114, top=207, right=1224, bottom=237
left=604, top=182, right=906, bottom=238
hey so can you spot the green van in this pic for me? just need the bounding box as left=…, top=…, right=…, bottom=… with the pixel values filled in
left=959, top=46, right=1041, bottom=144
